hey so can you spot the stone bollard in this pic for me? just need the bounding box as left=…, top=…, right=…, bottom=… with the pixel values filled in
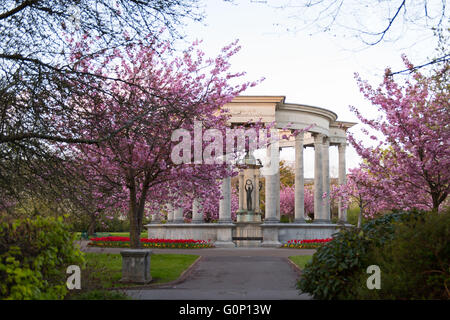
left=120, top=249, right=153, bottom=284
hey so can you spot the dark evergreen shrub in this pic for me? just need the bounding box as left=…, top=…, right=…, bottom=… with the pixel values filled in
left=355, top=209, right=450, bottom=299
left=297, top=211, right=424, bottom=299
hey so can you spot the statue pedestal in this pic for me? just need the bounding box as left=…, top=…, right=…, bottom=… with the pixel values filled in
left=236, top=211, right=261, bottom=223
left=233, top=214, right=263, bottom=247
left=120, top=249, right=152, bottom=284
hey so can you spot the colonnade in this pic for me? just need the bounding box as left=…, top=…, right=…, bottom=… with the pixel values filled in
left=160, top=132, right=347, bottom=224
left=261, top=132, right=347, bottom=223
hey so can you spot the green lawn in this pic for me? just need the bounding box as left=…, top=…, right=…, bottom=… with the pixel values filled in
left=289, top=255, right=313, bottom=269
left=67, top=252, right=199, bottom=300
left=74, top=231, right=148, bottom=240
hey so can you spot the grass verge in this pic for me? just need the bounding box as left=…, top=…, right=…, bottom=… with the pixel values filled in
left=288, top=255, right=313, bottom=270
left=66, top=252, right=199, bottom=300
left=74, top=232, right=148, bottom=240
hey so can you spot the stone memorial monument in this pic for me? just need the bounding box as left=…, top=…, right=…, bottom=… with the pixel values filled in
left=146, top=96, right=356, bottom=247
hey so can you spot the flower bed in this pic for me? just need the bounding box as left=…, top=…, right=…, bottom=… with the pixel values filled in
left=282, top=238, right=332, bottom=249
left=88, top=236, right=214, bottom=249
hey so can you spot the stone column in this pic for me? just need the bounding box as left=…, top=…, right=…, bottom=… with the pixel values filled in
left=264, top=142, right=279, bottom=223
left=294, top=133, right=305, bottom=222
left=276, top=153, right=281, bottom=221
left=216, top=175, right=235, bottom=248
left=261, top=137, right=280, bottom=247
left=313, top=134, right=326, bottom=223
left=322, top=137, right=331, bottom=222
left=254, top=169, right=260, bottom=214
left=191, top=198, right=203, bottom=223
left=173, top=202, right=184, bottom=223
left=218, top=176, right=232, bottom=223
left=166, top=203, right=174, bottom=223
left=338, top=143, right=347, bottom=223
left=238, top=170, right=244, bottom=212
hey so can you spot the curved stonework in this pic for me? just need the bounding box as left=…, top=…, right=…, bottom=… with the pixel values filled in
left=224, top=95, right=353, bottom=143
left=276, top=104, right=336, bottom=134
left=147, top=95, right=356, bottom=247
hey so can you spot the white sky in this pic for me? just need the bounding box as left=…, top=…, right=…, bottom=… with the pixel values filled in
left=179, top=0, right=444, bottom=178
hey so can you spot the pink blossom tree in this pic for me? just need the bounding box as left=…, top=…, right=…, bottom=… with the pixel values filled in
left=304, top=187, right=315, bottom=218
left=73, top=38, right=258, bottom=248
left=279, top=185, right=295, bottom=219
left=185, top=188, right=239, bottom=222
left=279, top=185, right=315, bottom=221
left=350, top=57, right=449, bottom=213
left=332, top=168, right=388, bottom=227
left=155, top=186, right=239, bottom=223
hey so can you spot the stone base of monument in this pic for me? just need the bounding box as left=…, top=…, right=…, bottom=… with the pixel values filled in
left=233, top=221, right=263, bottom=247
left=145, top=222, right=352, bottom=248
left=215, top=224, right=236, bottom=248
left=260, top=224, right=281, bottom=247
left=236, top=211, right=261, bottom=223
left=120, top=249, right=153, bottom=284
left=277, top=223, right=350, bottom=241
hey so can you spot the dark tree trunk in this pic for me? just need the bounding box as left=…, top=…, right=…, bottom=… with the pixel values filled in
left=87, top=213, right=96, bottom=236
left=129, top=205, right=141, bottom=249
left=128, top=171, right=141, bottom=249
left=128, top=170, right=151, bottom=249
left=130, top=185, right=150, bottom=248
left=431, top=191, right=446, bottom=213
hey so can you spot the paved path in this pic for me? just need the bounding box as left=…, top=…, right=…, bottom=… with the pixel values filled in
left=123, top=254, right=311, bottom=300
left=78, top=242, right=313, bottom=300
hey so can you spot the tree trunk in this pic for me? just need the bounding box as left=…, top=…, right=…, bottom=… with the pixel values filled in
left=131, top=185, right=150, bottom=248
left=431, top=192, right=441, bottom=213
left=357, top=204, right=363, bottom=228
left=129, top=207, right=141, bottom=248
left=87, top=213, right=96, bottom=236
left=126, top=169, right=142, bottom=249
left=128, top=171, right=151, bottom=249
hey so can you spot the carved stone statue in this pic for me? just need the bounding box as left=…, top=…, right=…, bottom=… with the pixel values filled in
left=245, top=179, right=253, bottom=211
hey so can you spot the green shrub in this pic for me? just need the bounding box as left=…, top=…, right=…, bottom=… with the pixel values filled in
left=297, top=211, right=424, bottom=299
left=70, top=214, right=151, bottom=234
left=355, top=210, right=450, bottom=299
left=0, top=216, right=85, bottom=300
left=69, top=214, right=130, bottom=233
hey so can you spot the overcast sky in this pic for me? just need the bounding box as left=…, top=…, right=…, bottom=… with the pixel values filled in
left=180, top=0, right=444, bottom=178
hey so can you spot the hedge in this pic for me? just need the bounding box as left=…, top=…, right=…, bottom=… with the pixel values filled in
left=0, top=216, right=85, bottom=299
left=297, top=210, right=428, bottom=299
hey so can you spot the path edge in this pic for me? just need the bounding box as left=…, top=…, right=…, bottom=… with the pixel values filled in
left=110, top=255, right=204, bottom=291
left=285, top=257, right=303, bottom=279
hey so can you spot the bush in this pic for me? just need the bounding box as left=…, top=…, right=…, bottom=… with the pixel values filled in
left=297, top=211, right=424, bottom=299
left=0, top=216, right=85, bottom=299
left=70, top=214, right=151, bottom=234
left=355, top=210, right=450, bottom=299
left=69, top=213, right=130, bottom=233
